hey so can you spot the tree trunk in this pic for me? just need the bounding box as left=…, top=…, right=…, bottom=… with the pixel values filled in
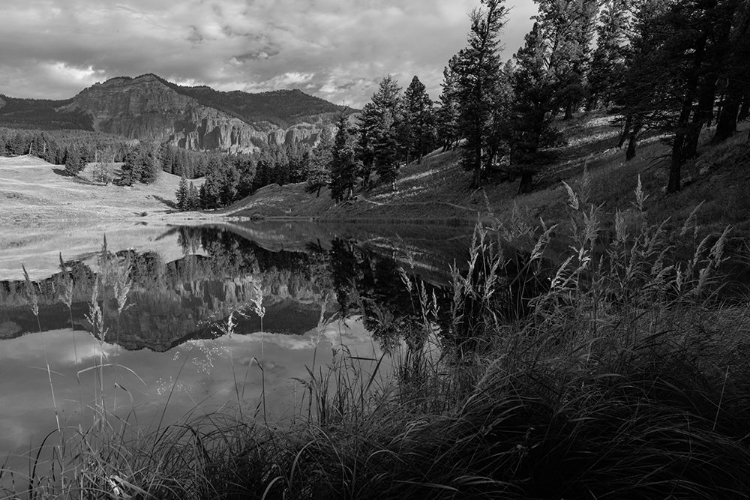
left=713, top=85, right=741, bottom=143
left=625, top=117, right=642, bottom=161
left=618, top=115, right=632, bottom=149
left=564, top=101, right=574, bottom=120
left=518, top=170, right=533, bottom=194
left=739, top=94, right=750, bottom=121
left=668, top=33, right=707, bottom=194
left=685, top=77, right=716, bottom=158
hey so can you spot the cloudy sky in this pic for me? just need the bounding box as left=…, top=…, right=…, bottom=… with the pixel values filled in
left=0, top=0, right=537, bottom=108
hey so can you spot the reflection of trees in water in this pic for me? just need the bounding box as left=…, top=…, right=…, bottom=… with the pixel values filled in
left=326, top=237, right=450, bottom=356
left=1, top=229, right=331, bottom=349
left=322, top=235, right=556, bottom=359
left=2, top=226, right=554, bottom=355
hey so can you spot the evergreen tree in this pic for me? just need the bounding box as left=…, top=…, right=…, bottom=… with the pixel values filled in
left=139, top=144, right=160, bottom=184
left=355, top=102, right=380, bottom=188
left=221, top=163, right=240, bottom=205
left=452, top=0, right=508, bottom=187
left=713, top=0, right=750, bottom=143
left=436, top=55, right=462, bottom=152
left=187, top=182, right=200, bottom=210
left=511, top=22, right=562, bottom=193
left=64, top=146, right=84, bottom=176
left=329, top=114, right=360, bottom=202
left=200, top=157, right=223, bottom=208
left=617, top=0, right=740, bottom=192
left=118, top=147, right=143, bottom=185
left=306, top=126, right=334, bottom=197
left=236, top=154, right=257, bottom=199
left=400, top=75, right=435, bottom=164
left=176, top=174, right=189, bottom=210
left=364, top=75, right=402, bottom=188
left=533, top=0, right=599, bottom=119
left=587, top=0, right=631, bottom=109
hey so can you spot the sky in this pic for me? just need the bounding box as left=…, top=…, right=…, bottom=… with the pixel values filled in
left=0, top=0, right=537, bottom=108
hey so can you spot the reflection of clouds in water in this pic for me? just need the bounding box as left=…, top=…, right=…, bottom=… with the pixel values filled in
left=0, top=329, right=121, bottom=366
left=0, top=317, right=381, bottom=461
left=241, top=316, right=375, bottom=352
left=172, top=340, right=231, bottom=375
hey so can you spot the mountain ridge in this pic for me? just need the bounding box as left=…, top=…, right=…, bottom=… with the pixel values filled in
left=0, top=74, right=356, bottom=152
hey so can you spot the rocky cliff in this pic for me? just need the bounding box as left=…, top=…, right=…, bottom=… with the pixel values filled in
left=54, top=74, right=334, bottom=153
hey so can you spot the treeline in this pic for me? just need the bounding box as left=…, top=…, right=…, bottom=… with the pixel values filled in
left=0, top=128, right=221, bottom=179
left=177, top=142, right=317, bottom=210
left=0, top=127, right=132, bottom=166
left=428, top=0, right=750, bottom=193
left=308, top=75, right=440, bottom=203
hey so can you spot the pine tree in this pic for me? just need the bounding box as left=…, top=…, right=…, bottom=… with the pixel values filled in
left=436, top=56, right=462, bottom=152
left=187, top=182, right=200, bottom=210
left=200, top=157, right=224, bottom=208
left=355, top=102, right=380, bottom=188
left=452, top=0, right=507, bottom=187
left=64, top=145, right=84, bottom=176
left=306, top=126, right=334, bottom=197
left=329, top=114, right=360, bottom=202
left=364, top=75, right=402, bottom=188
left=713, top=0, right=750, bottom=143
left=118, top=147, right=143, bottom=185
left=534, top=0, right=599, bottom=119
left=400, top=75, right=435, bottom=164
left=176, top=174, right=189, bottom=210
left=221, top=163, right=240, bottom=205
left=587, top=0, right=631, bottom=109
left=139, top=144, right=160, bottom=184
left=617, top=0, right=740, bottom=192
left=510, top=22, right=562, bottom=193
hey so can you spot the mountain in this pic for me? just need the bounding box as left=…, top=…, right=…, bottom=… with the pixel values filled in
left=0, top=74, right=356, bottom=152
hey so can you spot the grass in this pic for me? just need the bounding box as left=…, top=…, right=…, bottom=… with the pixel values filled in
left=4, top=172, right=750, bottom=499
left=0, top=154, right=207, bottom=229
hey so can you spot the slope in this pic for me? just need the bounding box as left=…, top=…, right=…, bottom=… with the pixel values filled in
left=0, top=155, right=205, bottom=227
left=226, top=114, right=750, bottom=241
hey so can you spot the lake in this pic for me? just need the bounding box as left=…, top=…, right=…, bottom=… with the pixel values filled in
left=0, top=221, right=473, bottom=476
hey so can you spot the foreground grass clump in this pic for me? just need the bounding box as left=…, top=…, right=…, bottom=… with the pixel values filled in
left=6, top=178, right=750, bottom=499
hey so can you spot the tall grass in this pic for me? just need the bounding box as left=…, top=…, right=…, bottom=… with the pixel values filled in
left=5, top=177, right=750, bottom=499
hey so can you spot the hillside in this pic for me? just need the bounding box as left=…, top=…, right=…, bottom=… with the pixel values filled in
left=157, top=76, right=356, bottom=129
left=228, top=114, right=750, bottom=240
left=0, top=154, right=206, bottom=227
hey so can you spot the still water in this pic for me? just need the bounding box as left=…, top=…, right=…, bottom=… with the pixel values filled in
left=0, top=221, right=471, bottom=467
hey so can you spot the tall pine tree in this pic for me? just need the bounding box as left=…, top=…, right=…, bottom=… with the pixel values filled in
left=400, top=76, right=435, bottom=164
left=329, top=114, right=360, bottom=202
left=452, top=0, right=508, bottom=187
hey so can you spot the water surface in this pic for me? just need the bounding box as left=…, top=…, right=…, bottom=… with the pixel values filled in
left=0, top=221, right=472, bottom=471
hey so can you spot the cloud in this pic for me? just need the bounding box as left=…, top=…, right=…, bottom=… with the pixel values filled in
left=0, top=0, right=537, bottom=108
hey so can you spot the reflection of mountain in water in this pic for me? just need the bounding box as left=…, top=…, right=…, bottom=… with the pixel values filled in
left=0, top=229, right=334, bottom=350
left=3, top=223, right=542, bottom=354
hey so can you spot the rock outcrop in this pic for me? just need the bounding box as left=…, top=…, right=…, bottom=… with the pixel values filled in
left=55, top=74, right=332, bottom=153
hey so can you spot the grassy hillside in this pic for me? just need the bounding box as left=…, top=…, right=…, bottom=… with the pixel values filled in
left=160, top=78, right=357, bottom=129
left=0, top=155, right=206, bottom=227
left=230, top=114, right=750, bottom=240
